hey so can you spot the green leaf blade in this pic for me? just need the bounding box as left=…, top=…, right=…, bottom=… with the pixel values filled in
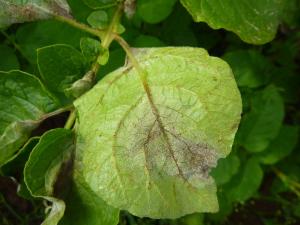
left=0, top=70, right=59, bottom=166
left=37, top=44, right=87, bottom=104
left=74, top=47, right=242, bottom=218
left=180, top=0, right=285, bottom=44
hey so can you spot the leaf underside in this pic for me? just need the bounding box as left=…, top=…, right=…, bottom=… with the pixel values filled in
left=75, top=47, right=242, bottom=218
left=0, top=0, right=71, bottom=28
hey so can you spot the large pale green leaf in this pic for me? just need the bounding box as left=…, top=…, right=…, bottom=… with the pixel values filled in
left=74, top=47, right=242, bottom=218
left=0, top=70, right=58, bottom=166
left=24, top=128, right=74, bottom=225
left=0, top=0, right=71, bottom=28
left=180, top=0, right=285, bottom=44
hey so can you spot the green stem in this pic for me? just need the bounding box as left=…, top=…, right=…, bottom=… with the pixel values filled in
left=113, top=34, right=147, bottom=82
left=39, top=105, right=73, bottom=122
left=54, top=15, right=105, bottom=39
left=61, top=3, right=124, bottom=129
left=64, top=110, right=76, bottom=130
left=273, top=167, right=300, bottom=197
left=101, top=4, right=124, bottom=48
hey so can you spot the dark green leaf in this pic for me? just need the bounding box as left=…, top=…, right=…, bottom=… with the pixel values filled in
left=16, top=20, right=86, bottom=64
left=0, top=70, right=58, bottom=166
left=223, top=50, right=272, bottom=88
left=211, top=154, right=240, bottom=185
left=37, top=44, right=87, bottom=104
left=238, top=85, right=284, bottom=152
left=132, top=35, right=165, bottom=47
left=24, top=128, right=74, bottom=225
left=137, top=0, right=177, bottom=24
left=0, top=44, right=20, bottom=71
left=258, top=125, right=299, bottom=165
left=227, top=157, right=263, bottom=202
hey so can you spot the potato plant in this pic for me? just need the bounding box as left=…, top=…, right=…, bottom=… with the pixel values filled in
left=0, top=0, right=299, bottom=225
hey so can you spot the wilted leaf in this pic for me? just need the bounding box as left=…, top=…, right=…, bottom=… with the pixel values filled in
left=74, top=47, right=242, bottom=218
left=180, top=0, right=285, bottom=44
left=0, top=71, right=58, bottom=166
left=0, top=0, right=71, bottom=28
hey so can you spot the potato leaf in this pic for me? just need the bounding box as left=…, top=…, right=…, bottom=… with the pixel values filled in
left=0, top=0, right=71, bottom=28
left=180, top=0, right=285, bottom=44
left=0, top=71, right=58, bottom=166
left=74, top=47, right=242, bottom=218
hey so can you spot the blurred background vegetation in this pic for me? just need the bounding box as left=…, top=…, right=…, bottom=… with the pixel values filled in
left=0, top=1, right=300, bottom=225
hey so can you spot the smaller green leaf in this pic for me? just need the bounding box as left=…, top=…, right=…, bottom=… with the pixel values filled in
left=0, top=44, right=20, bottom=71
left=238, top=85, right=284, bottom=152
left=258, top=125, right=299, bottom=165
left=87, top=10, right=109, bottom=29
left=227, top=157, right=263, bottom=203
left=211, top=154, right=240, bottom=185
left=80, top=37, right=101, bottom=62
left=37, top=44, right=87, bottom=104
left=223, top=50, right=272, bottom=88
left=24, top=128, right=74, bottom=225
left=137, top=0, right=177, bottom=23
left=0, top=0, right=71, bottom=28
left=97, top=47, right=109, bottom=65
left=0, top=70, right=58, bottom=166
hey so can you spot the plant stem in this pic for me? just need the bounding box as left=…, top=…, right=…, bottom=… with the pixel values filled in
left=61, top=3, right=124, bottom=129
left=101, top=4, right=124, bottom=48
left=113, top=34, right=147, bottom=82
left=64, top=110, right=76, bottom=130
left=272, top=167, right=300, bottom=197
left=54, top=15, right=105, bottom=39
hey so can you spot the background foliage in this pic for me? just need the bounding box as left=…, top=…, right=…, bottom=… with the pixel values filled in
left=0, top=0, right=300, bottom=225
